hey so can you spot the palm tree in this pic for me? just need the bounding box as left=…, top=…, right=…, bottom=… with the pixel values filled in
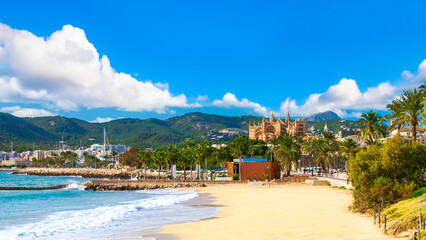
left=183, top=141, right=196, bottom=180
left=138, top=150, right=152, bottom=180
left=200, top=140, right=213, bottom=180
left=153, top=148, right=165, bottom=180
left=321, top=131, right=336, bottom=143
left=165, top=145, right=177, bottom=179
left=420, top=82, right=426, bottom=125
left=385, top=99, right=405, bottom=134
left=217, top=145, right=233, bottom=176
left=103, top=154, right=110, bottom=166
left=178, top=148, right=188, bottom=180
left=357, top=110, right=386, bottom=141
left=365, top=138, right=383, bottom=147
left=111, top=150, right=118, bottom=163
left=273, top=132, right=301, bottom=177
left=249, top=140, right=267, bottom=158
left=339, top=137, right=358, bottom=170
left=82, top=151, right=88, bottom=167
left=71, top=152, right=78, bottom=168
left=229, top=134, right=250, bottom=180
left=387, top=89, right=424, bottom=142
left=311, top=138, right=333, bottom=171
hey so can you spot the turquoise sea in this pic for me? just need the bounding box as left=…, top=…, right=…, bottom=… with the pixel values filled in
left=0, top=171, right=217, bottom=240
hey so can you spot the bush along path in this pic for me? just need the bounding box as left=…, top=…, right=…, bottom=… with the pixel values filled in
left=372, top=188, right=426, bottom=239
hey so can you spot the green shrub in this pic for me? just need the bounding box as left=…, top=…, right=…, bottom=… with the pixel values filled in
left=233, top=174, right=239, bottom=180
left=263, top=173, right=269, bottom=181
left=410, top=187, right=426, bottom=199
left=348, top=136, right=426, bottom=212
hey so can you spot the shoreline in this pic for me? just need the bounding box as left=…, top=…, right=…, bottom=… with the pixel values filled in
left=157, top=184, right=393, bottom=240
left=11, top=168, right=132, bottom=179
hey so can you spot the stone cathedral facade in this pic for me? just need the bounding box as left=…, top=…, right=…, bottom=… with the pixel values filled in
left=249, top=111, right=306, bottom=142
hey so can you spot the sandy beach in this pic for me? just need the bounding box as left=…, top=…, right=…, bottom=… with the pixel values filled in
left=160, top=183, right=393, bottom=240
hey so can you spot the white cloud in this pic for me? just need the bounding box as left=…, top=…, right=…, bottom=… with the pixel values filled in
left=89, top=117, right=116, bottom=123
left=0, top=23, right=191, bottom=113
left=196, top=95, right=209, bottom=102
left=213, top=93, right=268, bottom=116
left=0, top=106, right=56, bottom=117
left=401, top=70, right=414, bottom=80
left=400, top=59, right=426, bottom=89
left=279, top=78, right=397, bottom=118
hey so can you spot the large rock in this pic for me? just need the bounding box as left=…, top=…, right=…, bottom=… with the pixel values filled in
left=83, top=180, right=207, bottom=191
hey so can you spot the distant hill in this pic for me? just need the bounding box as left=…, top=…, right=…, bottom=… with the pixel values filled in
left=305, top=111, right=341, bottom=122
left=0, top=112, right=262, bottom=151
left=0, top=113, right=57, bottom=151
left=306, top=119, right=360, bottom=136
left=0, top=111, right=360, bottom=151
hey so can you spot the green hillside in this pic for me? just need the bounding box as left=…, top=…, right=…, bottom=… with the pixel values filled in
left=16, top=112, right=262, bottom=149
left=0, top=113, right=57, bottom=151
left=0, top=112, right=359, bottom=151
left=306, top=119, right=360, bottom=136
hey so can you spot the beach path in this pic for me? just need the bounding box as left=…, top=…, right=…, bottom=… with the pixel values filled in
left=161, top=184, right=393, bottom=240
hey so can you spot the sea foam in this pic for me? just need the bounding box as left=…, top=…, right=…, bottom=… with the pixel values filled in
left=0, top=189, right=201, bottom=240
left=64, top=182, right=86, bottom=191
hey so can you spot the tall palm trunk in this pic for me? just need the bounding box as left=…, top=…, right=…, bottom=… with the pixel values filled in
left=157, top=165, right=160, bottom=180
left=144, top=163, right=147, bottom=180
left=412, top=122, right=417, bottom=142
left=190, top=165, right=193, bottom=180
left=184, top=163, right=186, bottom=180
left=205, top=158, right=208, bottom=180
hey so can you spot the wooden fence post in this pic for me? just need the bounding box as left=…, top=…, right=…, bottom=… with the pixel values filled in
left=384, top=214, right=387, bottom=234
left=419, top=213, right=422, bottom=240
left=374, top=210, right=376, bottom=224
left=423, top=218, right=425, bottom=230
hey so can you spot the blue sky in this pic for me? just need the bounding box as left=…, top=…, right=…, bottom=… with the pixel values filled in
left=0, top=1, right=425, bottom=122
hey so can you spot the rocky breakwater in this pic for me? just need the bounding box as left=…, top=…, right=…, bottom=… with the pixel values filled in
left=84, top=180, right=207, bottom=191
left=0, top=184, right=67, bottom=190
left=12, top=168, right=132, bottom=179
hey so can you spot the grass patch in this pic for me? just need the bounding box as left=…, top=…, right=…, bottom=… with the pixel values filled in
left=383, top=194, right=426, bottom=236
left=338, top=186, right=346, bottom=190
left=410, top=187, right=426, bottom=199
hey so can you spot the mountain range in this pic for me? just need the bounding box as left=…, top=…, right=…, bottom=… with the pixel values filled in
left=0, top=112, right=261, bottom=152
left=0, top=111, right=358, bottom=152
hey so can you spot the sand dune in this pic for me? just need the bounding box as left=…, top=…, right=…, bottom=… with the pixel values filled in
left=161, top=184, right=393, bottom=240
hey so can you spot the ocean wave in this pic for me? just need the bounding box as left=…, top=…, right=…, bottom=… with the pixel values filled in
left=64, top=182, right=86, bottom=191
left=0, top=189, right=199, bottom=240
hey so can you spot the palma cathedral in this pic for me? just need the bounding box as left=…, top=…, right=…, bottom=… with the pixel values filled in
left=249, top=111, right=306, bottom=142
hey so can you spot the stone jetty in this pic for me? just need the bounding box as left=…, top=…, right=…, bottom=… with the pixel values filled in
left=0, top=184, right=67, bottom=190
left=84, top=180, right=207, bottom=191
left=12, top=168, right=132, bottom=179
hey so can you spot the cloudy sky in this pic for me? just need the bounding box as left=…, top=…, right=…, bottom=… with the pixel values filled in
left=0, top=1, right=425, bottom=122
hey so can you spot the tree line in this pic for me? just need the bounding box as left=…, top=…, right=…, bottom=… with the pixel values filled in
left=347, top=83, right=426, bottom=211
left=31, top=150, right=118, bottom=168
